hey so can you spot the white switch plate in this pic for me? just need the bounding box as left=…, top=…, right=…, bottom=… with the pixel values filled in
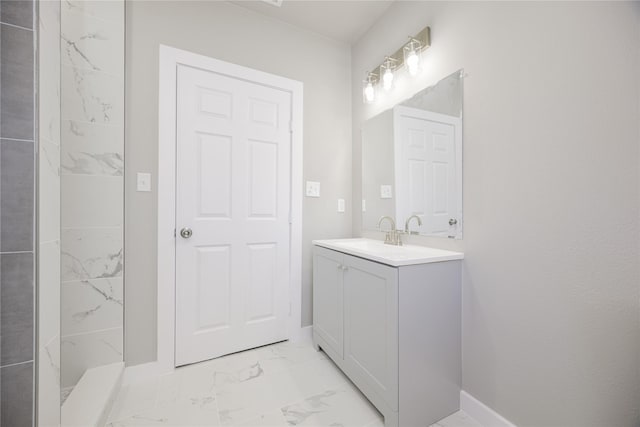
left=380, top=185, right=392, bottom=199
left=137, top=173, right=152, bottom=192
left=337, top=199, right=345, bottom=213
left=362, top=199, right=366, bottom=212
left=306, top=181, right=320, bottom=198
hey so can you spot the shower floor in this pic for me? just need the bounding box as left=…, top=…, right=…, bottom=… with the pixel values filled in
left=105, top=340, right=481, bottom=426
left=61, top=387, right=74, bottom=405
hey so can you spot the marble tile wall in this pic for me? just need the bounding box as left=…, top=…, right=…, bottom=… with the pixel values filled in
left=38, top=0, right=62, bottom=425
left=0, top=0, right=37, bottom=425
left=59, top=0, right=125, bottom=389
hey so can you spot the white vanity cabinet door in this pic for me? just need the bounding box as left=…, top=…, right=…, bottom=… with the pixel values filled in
left=313, top=246, right=345, bottom=357
left=343, top=254, right=399, bottom=412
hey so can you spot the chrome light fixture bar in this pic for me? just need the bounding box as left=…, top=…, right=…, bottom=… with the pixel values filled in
left=362, top=26, right=431, bottom=103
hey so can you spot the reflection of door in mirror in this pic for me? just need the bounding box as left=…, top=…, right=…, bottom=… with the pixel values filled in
left=361, top=69, right=463, bottom=239
left=394, top=106, right=461, bottom=238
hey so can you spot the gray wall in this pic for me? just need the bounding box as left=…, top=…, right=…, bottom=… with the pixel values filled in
left=0, top=0, right=36, bottom=425
left=125, top=1, right=352, bottom=365
left=352, top=2, right=640, bottom=425
left=361, top=109, right=394, bottom=230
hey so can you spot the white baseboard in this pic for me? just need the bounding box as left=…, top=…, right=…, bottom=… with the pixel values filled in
left=460, top=391, right=516, bottom=427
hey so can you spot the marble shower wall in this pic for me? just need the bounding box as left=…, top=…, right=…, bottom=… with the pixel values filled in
left=38, top=0, right=62, bottom=424
left=0, top=0, right=36, bottom=425
left=60, top=0, right=125, bottom=390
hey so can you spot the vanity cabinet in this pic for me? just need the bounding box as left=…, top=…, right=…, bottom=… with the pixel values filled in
left=312, top=244, right=462, bottom=427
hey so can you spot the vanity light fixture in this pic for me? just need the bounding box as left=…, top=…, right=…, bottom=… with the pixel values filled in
left=363, top=71, right=378, bottom=104
left=403, top=38, right=423, bottom=77
left=362, top=26, right=430, bottom=103
left=380, top=56, right=398, bottom=91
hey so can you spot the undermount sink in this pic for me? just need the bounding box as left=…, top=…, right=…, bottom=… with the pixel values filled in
left=312, top=238, right=464, bottom=267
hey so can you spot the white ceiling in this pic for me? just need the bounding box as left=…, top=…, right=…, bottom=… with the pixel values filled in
left=230, top=0, right=394, bottom=44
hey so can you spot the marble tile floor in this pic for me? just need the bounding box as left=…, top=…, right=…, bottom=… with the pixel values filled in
left=106, top=340, right=481, bottom=427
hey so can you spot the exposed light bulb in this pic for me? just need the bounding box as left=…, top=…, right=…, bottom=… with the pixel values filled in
left=364, top=81, right=375, bottom=103
left=406, top=50, right=420, bottom=76
left=382, top=67, right=394, bottom=91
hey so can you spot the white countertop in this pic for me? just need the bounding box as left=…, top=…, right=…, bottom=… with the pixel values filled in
left=312, top=238, right=464, bottom=267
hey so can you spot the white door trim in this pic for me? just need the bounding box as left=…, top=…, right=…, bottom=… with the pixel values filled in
left=156, top=44, right=303, bottom=374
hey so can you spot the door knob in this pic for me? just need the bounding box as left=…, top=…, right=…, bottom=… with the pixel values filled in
left=449, top=218, right=458, bottom=226
left=180, top=228, right=193, bottom=239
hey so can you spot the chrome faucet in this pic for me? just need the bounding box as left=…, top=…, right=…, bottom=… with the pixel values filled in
left=377, top=216, right=402, bottom=246
left=404, top=215, right=423, bottom=235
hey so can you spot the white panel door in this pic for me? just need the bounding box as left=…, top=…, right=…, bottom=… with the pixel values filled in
left=394, top=106, right=461, bottom=237
left=175, top=64, right=292, bottom=366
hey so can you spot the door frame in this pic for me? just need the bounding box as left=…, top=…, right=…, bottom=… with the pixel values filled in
left=157, top=45, right=303, bottom=372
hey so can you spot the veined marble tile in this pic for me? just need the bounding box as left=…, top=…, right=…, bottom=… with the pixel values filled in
left=107, top=394, right=220, bottom=427
left=432, top=411, right=483, bottom=427
left=61, top=386, right=74, bottom=406
left=63, top=0, right=124, bottom=25
left=61, top=174, right=123, bottom=227
left=61, top=4, right=124, bottom=76
left=280, top=382, right=381, bottom=427
left=61, top=120, right=123, bottom=176
left=39, top=240, right=61, bottom=346
left=177, top=340, right=327, bottom=389
left=236, top=409, right=288, bottom=427
left=106, top=341, right=482, bottom=427
left=38, top=334, right=61, bottom=427
left=61, top=227, right=123, bottom=281
left=62, top=64, right=124, bottom=125
left=61, top=277, right=123, bottom=336
left=108, top=376, right=160, bottom=423
left=39, top=0, right=61, bottom=146
left=365, top=417, right=385, bottom=427
left=215, top=357, right=349, bottom=425
left=39, top=138, right=61, bottom=243
left=61, top=327, right=123, bottom=388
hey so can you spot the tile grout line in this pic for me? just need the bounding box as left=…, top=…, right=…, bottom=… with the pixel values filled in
left=0, top=359, right=34, bottom=369
left=0, top=249, right=34, bottom=254
left=0, top=21, right=34, bottom=32
left=0, top=137, right=35, bottom=143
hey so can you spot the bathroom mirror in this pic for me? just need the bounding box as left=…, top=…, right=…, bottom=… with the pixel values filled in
left=362, top=69, right=463, bottom=239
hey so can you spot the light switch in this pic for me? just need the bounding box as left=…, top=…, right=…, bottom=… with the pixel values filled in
left=337, top=199, right=345, bottom=213
left=380, top=185, right=392, bottom=199
left=137, top=173, right=152, bottom=192
left=306, top=181, right=320, bottom=198
left=362, top=199, right=367, bottom=212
